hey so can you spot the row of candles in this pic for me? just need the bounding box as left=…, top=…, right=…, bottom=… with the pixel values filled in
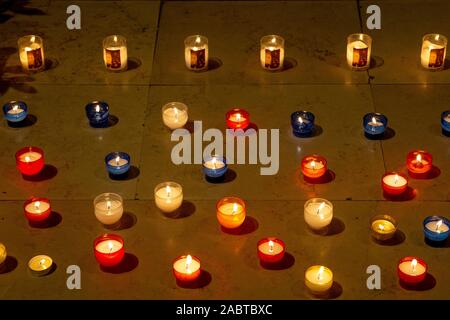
left=16, top=33, right=448, bottom=73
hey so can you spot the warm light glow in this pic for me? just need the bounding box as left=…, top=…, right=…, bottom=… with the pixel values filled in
left=108, top=241, right=114, bottom=253
left=115, top=156, right=120, bottom=165
left=106, top=201, right=111, bottom=210
left=165, top=185, right=171, bottom=196
left=436, top=220, right=443, bottom=232
left=25, top=156, right=31, bottom=162
left=13, top=105, right=19, bottom=111
left=114, top=35, right=117, bottom=42
left=271, top=37, right=276, bottom=44
left=195, top=36, right=201, bottom=43
left=317, top=202, right=325, bottom=214
left=31, top=36, right=35, bottom=43
left=416, top=154, right=422, bottom=163
left=310, top=160, right=316, bottom=169
left=95, top=105, right=100, bottom=113
left=186, top=255, right=192, bottom=273
left=394, top=174, right=399, bottom=184
left=236, top=113, right=241, bottom=121
left=317, top=266, right=325, bottom=280
left=298, top=116, right=303, bottom=124
left=411, top=259, right=417, bottom=273
left=212, top=157, right=217, bottom=169
left=39, top=258, right=45, bottom=266
left=268, top=240, right=274, bottom=253
left=34, top=201, right=41, bottom=210
left=232, top=203, right=238, bottom=214
left=378, top=224, right=385, bottom=231
left=435, top=35, right=439, bottom=41
left=371, top=117, right=377, bottom=124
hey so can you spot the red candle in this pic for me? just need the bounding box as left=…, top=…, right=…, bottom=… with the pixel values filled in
left=94, top=234, right=125, bottom=267
left=173, top=254, right=201, bottom=283
left=226, top=108, right=250, bottom=130
left=301, top=155, right=327, bottom=179
left=15, top=146, right=45, bottom=176
left=23, top=197, right=51, bottom=223
left=406, top=150, right=432, bottom=174
left=257, top=238, right=285, bottom=264
left=397, top=256, right=427, bottom=284
left=381, top=172, right=408, bottom=195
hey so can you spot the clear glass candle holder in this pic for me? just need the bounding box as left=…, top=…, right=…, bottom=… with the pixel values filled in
left=260, top=35, right=285, bottom=71
left=162, top=102, right=189, bottom=130
left=346, top=33, right=372, bottom=70
left=421, top=34, right=447, bottom=70
left=94, top=193, right=124, bottom=226
left=18, top=35, right=45, bottom=72
left=103, top=35, right=127, bottom=71
left=184, top=35, right=208, bottom=71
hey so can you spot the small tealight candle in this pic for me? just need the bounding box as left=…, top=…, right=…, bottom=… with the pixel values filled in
left=94, top=193, right=124, bottom=226
left=260, top=35, right=285, bottom=71
left=162, top=102, right=188, bottom=130
left=381, top=172, right=408, bottom=195
left=15, top=146, right=45, bottom=176
left=184, top=35, right=208, bottom=71
left=202, top=155, right=228, bottom=179
left=301, top=155, right=327, bottom=179
left=85, top=101, right=109, bottom=128
left=2, top=101, right=28, bottom=123
left=346, top=33, right=372, bottom=70
left=423, top=216, right=450, bottom=242
left=406, top=150, right=432, bottom=174
left=154, top=182, right=183, bottom=213
left=0, top=243, right=6, bottom=265
left=94, top=234, right=125, bottom=267
left=397, top=256, right=427, bottom=285
left=105, top=152, right=131, bottom=176
left=257, top=238, right=285, bottom=264
left=304, top=198, right=333, bottom=231
left=305, top=265, right=333, bottom=295
left=421, top=34, right=447, bottom=70
left=24, top=197, right=51, bottom=223
left=103, top=35, right=127, bottom=71
left=216, top=197, right=246, bottom=229
left=18, top=35, right=45, bottom=72
left=363, top=113, right=387, bottom=137
left=28, top=255, right=53, bottom=276
left=291, top=111, right=315, bottom=137
left=226, top=108, right=250, bottom=130
left=370, top=215, right=397, bottom=241
left=173, top=254, right=201, bottom=283
left=441, top=110, right=450, bottom=135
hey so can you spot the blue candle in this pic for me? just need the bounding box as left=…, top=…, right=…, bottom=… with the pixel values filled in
left=85, top=101, right=109, bottom=128
left=363, top=113, right=387, bottom=136
left=290, top=111, right=315, bottom=137
left=105, top=152, right=131, bottom=176
left=423, top=216, right=450, bottom=242
left=203, top=155, right=228, bottom=179
left=2, top=101, right=28, bottom=123
left=441, top=110, right=450, bottom=135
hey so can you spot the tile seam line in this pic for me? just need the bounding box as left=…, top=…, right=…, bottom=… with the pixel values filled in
left=0, top=199, right=447, bottom=203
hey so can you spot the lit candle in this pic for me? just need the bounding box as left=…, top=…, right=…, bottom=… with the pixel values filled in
left=397, top=257, right=427, bottom=284
left=423, top=216, right=450, bottom=242
left=162, top=102, right=188, bottom=130
left=216, top=197, right=246, bottom=229
left=18, top=35, right=45, bottom=72
left=441, top=110, right=450, bottom=134
left=202, top=155, right=228, bottom=179
left=304, top=198, right=333, bottom=231
left=346, top=33, right=372, bottom=70
left=94, top=193, right=124, bottom=226
left=85, top=101, right=110, bottom=128
left=260, top=35, right=285, bottom=71
left=15, top=146, right=45, bottom=176
left=24, top=197, right=51, bottom=223
left=370, top=215, right=397, bottom=241
left=184, top=35, right=208, bottom=71
left=291, top=111, right=315, bottom=137
left=226, top=108, right=250, bottom=130
left=2, top=101, right=28, bottom=123
left=363, top=112, right=387, bottom=137
left=305, top=265, right=333, bottom=295
left=173, top=254, right=201, bottom=283
left=301, top=155, right=327, bottom=179
left=103, top=35, right=127, bottom=71
left=94, top=234, right=125, bottom=267
left=406, top=150, right=432, bottom=174
left=0, top=243, right=6, bottom=265
left=257, top=238, right=285, bottom=264
left=421, top=34, right=447, bottom=70
left=28, top=255, right=53, bottom=276
left=381, top=172, right=408, bottom=195
left=154, top=182, right=183, bottom=213
left=105, top=152, right=131, bottom=176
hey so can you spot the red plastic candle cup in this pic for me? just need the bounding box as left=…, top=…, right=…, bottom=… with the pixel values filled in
left=301, top=155, right=327, bottom=179
left=397, top=256, right=427, bottom=285
left=381, top=172, right=408, bottom=195
left=406, top=150, right=432, bottom=174
left=23, top=197, right=51, bottom=223
left=257, top=238, right=285, bottom=264
left=173, top=254, right=201, bottom=283
left=226, top=108, right=250, bottom=130
left=15, top=146, right=45, bottom=176
left=94, top=234, right=125, bottom=267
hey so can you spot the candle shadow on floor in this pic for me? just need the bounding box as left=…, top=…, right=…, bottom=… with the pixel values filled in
left=105, top=212, right=137, bottom=231
left=109, top=166, right=140, bottom=181
left=303, top=169, right=335, bottom=184
left=176, top=270, right=212, bottom=289
left=163, top=200, right=196, bottom=219
left=207, top=57, right=222, bottom=71
left=291, top=124, right=323, bottom=139
left=282, top=57, right=297, bottom=71
left=425, top=237, right=450, bottom=248
left=22, top=164, right=57, bottom=182
left=183, top=120, right=195, bottom=134
left=6, top=114, right=37, bottom=128
left=373, top=230, right=406, bottom=246
left=126, top=57, right=141, bottom=71
left=260, top=253, right=295, bottom=271
left=205, top=169, right=236, bottom=184
left=0, top=256, right=18, bottom=274
left=221, top=216, right=258, bottom=235
left=107, top=115, right=119, bottom=128
left=44, top=58, right=58, bottom=71
left=369, top=56, right=384, bottom=69
left=444, top=59, right=450, bottom=70
left=408, top=166, right=440, bottom=180
left=323, top=217, right=345, bottom=236
left=309, top=281, right=343, bottom=300
left=383, top=187, right=416, bottom=201
left=364, top=127, right=395, bottom=140
left=28, top=211, right=62, bottom=229
left=100, top=253, right=138, bottom=274
left=399, top=273, right=436, bottom=291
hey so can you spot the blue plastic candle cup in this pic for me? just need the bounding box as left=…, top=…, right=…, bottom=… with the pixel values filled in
left=291, top=111, right=315, bottom=137
left=202, top=155, right=228, bottom=179
left=105, top=151, right=131, bottom=176
left=85, top=101, right=109, bottom=128
left=441, top=110, right=450, bottom=136
left=2, top=101, right=28, bottom=123
left=423, top=216, right=450, bottom=242
left=363, top=113, right=387, bottom=137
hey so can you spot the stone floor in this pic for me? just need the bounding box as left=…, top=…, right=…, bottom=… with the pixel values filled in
left=0, top=0, right=449, bottom=300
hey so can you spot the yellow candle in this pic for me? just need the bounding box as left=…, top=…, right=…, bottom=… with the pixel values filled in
left=0, top=243, right=6, bottom=265
left=28, top=255, right=53, bottom=276
left=305, top=265, right=333, bottom=294
left=370, top=215, right=397, bottom=241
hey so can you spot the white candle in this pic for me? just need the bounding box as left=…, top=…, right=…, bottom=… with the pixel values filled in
left=25, top=200, right=50, bottom=214
left=18, top=151, right=42, bottom=163
left=28, top=255, right=53, bottom=276
left=368, top=117, right=383, bottom=127
left=305, top=160, right=325, bottom=171
left=184, top=35, right=208, bottom=71
left=103, top=35, right=127, bottom=71
left=154, top=183, right=183, bottom=213
left=218, top=202, right=244, bottom=216
left=173, top=255, right=201, bottom=274
left=304, top=199, right=333, bottom=230
left=94, top=195, right=123, bottom=225
left=7, top=104, right=24, bottom=115
left=107, top=156, right=128, bottom=167
left=421, top=35, right=446, bottom=69
left=398, top=259, right=426, bottom=276
left=382, top=174, right=407, bottom=187
left=260, top=35, right=285, bottom=71
left=162, top=103, right=188, bottom=130
left=425, top=220, right=449, bottom=233
left=258, top=240, right=284, bottom=255
left=0, top=243, right=6, bottom=265
left=305, top=265, right=333, bottom=294
left=95, top=239, right=123, bottom=254
left=445, top=114, right=450, bottom=123
left=18, top=35, right=45, bottom=72
left=204, top=157, right=225, bottom=170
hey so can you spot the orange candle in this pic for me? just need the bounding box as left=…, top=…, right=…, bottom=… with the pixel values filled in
left=406, top=150, right=432, bottom=174
left=301, top=155, right=327, bottom=179
left=173, top=254, right=201, bottom=283
left=216, top=197, right=246, bottom=229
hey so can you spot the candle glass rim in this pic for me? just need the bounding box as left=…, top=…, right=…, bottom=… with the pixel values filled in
left=291, top=110, right=315, bottom=121
left=202, top=154, right=227, bottom=166
left=442, top=110, right=450, bottom=118
left=347, top=33, right=372, bottom=45
left=370, top=214, right=398, bottom=230
left=301, top=154, right=327, bottom=167
left=381, top=171, right=409, bottom=183
left=161, top=101, right=188, bottom=113
left=154, top=181, right=183, bottom=199
left=257, top=237, right=286, bottom=250
left=260, top=34, right=285, bottom=46
left=23, top=196, right=51, bottom=209
left=363, top=112, right=387, bottom=123
left=422, top=33, right=448, bottom=45
left=93, top=192, right=123, bottom=209
left=172, top=254, right=201, bottom=270
left=28, top=254, right=53, bottom=270
left=304, top=198, right=333, bottom=211
left=17, top=35, right=43, bottom=46
left=305, top=265, right=333, bottom=278
left=406, top=150, right=432, bottom=162
left=398, top=256, right=428, bottom=274
left=226, top=108, right=250, bottom=120
left=184, top=34, right=208, bottom=46
left=423, top=215, right=450, bottom=230
left=93, top=233, right=124, bottom=253
left=104, top=151, right=131, bottom=165
left=216, top=196, right=246, bottom=212
left=103, top=34, right=127, bottom=46
left=15, top=146, right=44, bottom=161
left=85, top=100, right=109, bottom=112
left=2, top=100, right=28, bottom=114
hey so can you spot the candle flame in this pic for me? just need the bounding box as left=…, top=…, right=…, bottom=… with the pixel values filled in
left=13, top=105, right=19, bottom=111
left=436, top=220, right=443, bottom=232
left=298, top=116, right=303, bottom=124
left=317, top=202, right=325, bottom=214
left=34, top=201, right=41, bottom=210
left=416, top=154, right=422, bottom=163
left=195, top=36, right=201, bottom=43
left=232, top=203, right=238, bottom=214
left=31, top=36, right=35, bottom=43
left=371, top=117, right=377, bottom=124
left=310, top=160, right=316, bottom=170
left=106, top=201, right=111, bottom=210
left=173, top=107, right=179, bottom=121
left=25, top=156, right=31, bottom=163
left=108, top=241, right=114, bottom=254
left=115, top=156, right=120, bottom=165
left=236, top=113, right=241, bottom=121
left=378, top=224, right=385, bottom=231
left=268, top=240, right=274, bottom=253
left=271, top=37, right=276, bottom=44
left=435, top=35, right=439, bottom=41
left=411, top=259, right=417, bottom=273
left=186, top=254, right=192, bottom=273
left=212, top=157, right=217, bottom=169
left=95, top=105, right=100, bottom=113
left=317, top=266, right=324, bottom=281
left=165, top=185, right=171, bottom=196
left=39, top=258, right=45, bottom=266
left=114, top=35, right=117, bottom=42
left=394, top=174, right=399, bottom=184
